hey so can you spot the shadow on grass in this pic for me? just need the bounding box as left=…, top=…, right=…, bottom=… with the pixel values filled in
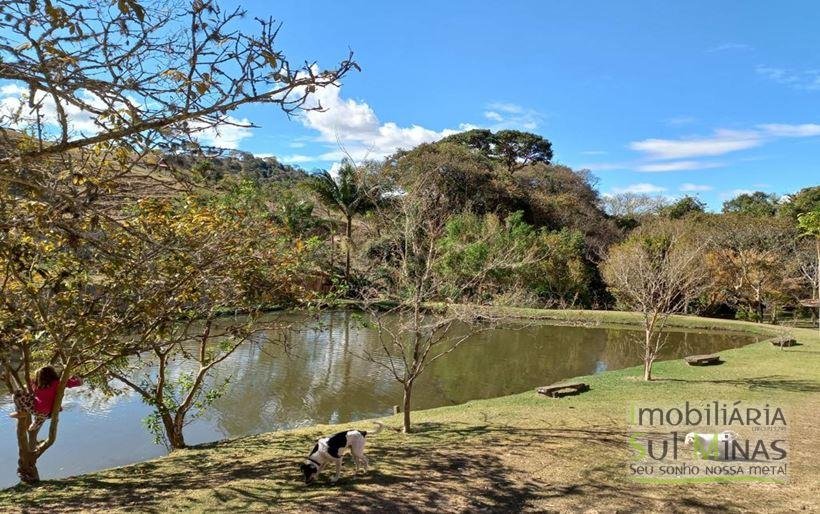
left=660, top=374, right=820, bottom=393
left=0, top=421, right=753, bottom=512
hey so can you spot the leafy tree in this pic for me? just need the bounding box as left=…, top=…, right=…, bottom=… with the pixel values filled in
left=436, top=211, right=592, bottom=307
left=104, top=194, right=310, bottom=449
left=0, top=0, right=354, bottom=484
left=305, top=160, right=377, bottom=282
left=272, top=191, right=318, bottom=237
left=602, top=220, right=708, bottom=380
left=387, top=142, right=510, bottom=214
left=797, top=210, right=820, bottom=332
left=0, top=154, right=141, bottom=482
left=662, top=196, right=706, bottom=219
left=722, top=191, right=780, bottom=216
left=517, top=164, right=619, bottom=261
left=439, top=128, right=496, bottom=153
left=494, top=130, right=554, bottom=173
left=703, top=215, right=800, bottom=321
left=439, top=129, right=553, bottom=173
left=388, top=143, right=616, bottom=271
left=780, top=186, right=820, bottom=220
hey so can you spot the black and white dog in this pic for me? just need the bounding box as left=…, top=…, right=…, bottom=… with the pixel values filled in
left=300, top=422, right=383, bottom=484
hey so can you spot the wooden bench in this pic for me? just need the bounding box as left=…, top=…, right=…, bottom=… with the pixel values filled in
left=684, top=354, right=722, bottom=366
left=536, top=382, right=589, bottom=398
left=771, top=338, right=798, bottom=348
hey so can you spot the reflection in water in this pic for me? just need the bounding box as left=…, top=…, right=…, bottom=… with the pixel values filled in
left=0, top=311, right=756, bottom=487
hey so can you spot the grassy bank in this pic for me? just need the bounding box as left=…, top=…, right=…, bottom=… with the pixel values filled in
left=1, top=312, right=818, bottom=513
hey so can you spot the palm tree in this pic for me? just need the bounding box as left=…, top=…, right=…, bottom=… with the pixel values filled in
left=306, top=160, right=373, bottom=282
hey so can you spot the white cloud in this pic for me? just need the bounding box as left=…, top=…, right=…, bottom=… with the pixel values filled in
left=629, top=129, right=763, bottom=160
left=297, top=83, right=468, bottom=162
left=279, top=154, right=316, bottom=164
left=680, top=183, right=713, bottom=192
left=190, top=117, right=253, bottom=149
left=720, top=188, right=755, bottom=200
left=1, top=81, right=254, bottom=149
left=707, top=43, right=752, bottom=53
left=756, top=65, right=820, bottom=91
left=758, top=123, right=820, bottom=137
left=328, top=161, right=344, bottom=179
left=636, top=160, right=722, bottom=172
left=578, top=161, right=628, bottom=171
left=482, top=102, right=542, bottom=130
left=611, top=183, right=667, bottom=194
left=293, top=82, right=544, bottom=164
left=0, top=83, right=106, bottom=136
left=666, top=116, right=697, bottom=126
left=629, top=123, right=820, bottom=166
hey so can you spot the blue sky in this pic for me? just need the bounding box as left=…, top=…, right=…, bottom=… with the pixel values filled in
left=3, top=1, right=817, bottom=210
left=220, top=0, right=818, bottom=210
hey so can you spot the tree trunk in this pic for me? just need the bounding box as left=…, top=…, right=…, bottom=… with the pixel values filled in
left=161, top=411, right=186, bottom=450
left=402, top=383, right=413, bottom=433
left=16, top=415, right=40, bottom=483
left=643, top=328, right=653, bottom=381
left=816, top=238, right=819, bottom=336
left=169, top=428, right=186, bottom=450
left=345, top=213, right=352, bottom=282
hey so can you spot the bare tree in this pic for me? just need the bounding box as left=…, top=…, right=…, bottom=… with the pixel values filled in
left=0, top=0, right=356, bottom=161
left=602, top=192, right=669, bottom=219
left=357, top=153, right=541, bottom=432
left=601, top=220, right=709, bottom=380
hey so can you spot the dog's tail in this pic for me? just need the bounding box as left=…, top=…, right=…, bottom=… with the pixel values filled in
left=362, top=421, right=384, bottom=437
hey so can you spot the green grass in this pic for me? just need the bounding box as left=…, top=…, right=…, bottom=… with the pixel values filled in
left=1, top=311, right=818, bottom=513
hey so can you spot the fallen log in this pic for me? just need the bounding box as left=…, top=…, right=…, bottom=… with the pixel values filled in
left=536, top=382, right=589, bottom=398
left=684, top=354, right=722, bottom=366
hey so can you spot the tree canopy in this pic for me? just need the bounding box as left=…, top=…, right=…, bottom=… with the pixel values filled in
left=781, top=186, right=820, bottom=220
left=722, top=191, right=780, bottom=216
left=438, top=129, right=553, bottom=173
left=662, top=196, right=706, bottom=219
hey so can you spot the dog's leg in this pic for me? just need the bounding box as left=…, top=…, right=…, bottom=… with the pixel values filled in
left=331, top=459, right=342, bottom=483
left=361, top=453, right=369, bottom=472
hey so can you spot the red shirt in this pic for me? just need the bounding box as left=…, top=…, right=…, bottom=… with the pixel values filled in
left=33, top=377, right=83, bottom=416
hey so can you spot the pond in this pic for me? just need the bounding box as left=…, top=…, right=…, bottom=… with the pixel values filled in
left=0, top=310, right=757, bottom=488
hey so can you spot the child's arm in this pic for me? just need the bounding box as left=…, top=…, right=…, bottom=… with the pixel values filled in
left=66, top=376, right=83, bottom=388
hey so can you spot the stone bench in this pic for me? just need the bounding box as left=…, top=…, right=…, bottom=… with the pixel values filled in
left=536, top=382, right=589, bottom=398
left=684, top=354, right=722, bottom=366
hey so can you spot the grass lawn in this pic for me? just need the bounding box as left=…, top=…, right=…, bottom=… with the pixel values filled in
left=1, top=311, right=818, bottom=513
